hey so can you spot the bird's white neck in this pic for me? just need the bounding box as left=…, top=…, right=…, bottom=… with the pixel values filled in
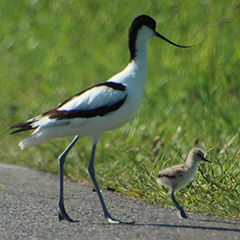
left=134, top=34, right=148, bottom=62
left=185, top=156, right=198, bottom=170
left=129, top=31, right=150, bottom=81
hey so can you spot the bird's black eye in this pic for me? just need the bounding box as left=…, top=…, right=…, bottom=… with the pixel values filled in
left=196, top=153, right=203, bottom=159
left=149, top=24, right=154, bottom=29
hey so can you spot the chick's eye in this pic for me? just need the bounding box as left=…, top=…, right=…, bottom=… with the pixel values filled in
left=196, top=153, right=203, bottom=158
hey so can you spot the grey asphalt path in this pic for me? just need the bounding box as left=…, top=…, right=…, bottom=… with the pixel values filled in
left=0, top=163, right=239, bottom=240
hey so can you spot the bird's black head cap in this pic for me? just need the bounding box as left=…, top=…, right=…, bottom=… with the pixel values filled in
left=129, top=15, right=156, bottom=33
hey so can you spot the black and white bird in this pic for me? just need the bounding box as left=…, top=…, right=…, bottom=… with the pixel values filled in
left=156, top=148, right=210, bottom=218
left=8, top=15, right=191, bottom=223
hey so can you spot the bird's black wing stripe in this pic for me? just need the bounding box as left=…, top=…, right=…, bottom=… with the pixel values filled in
left=58, top=82, right=126, bottom=108
left=158, top=173, right=176, bottom=179
left=49, top=95, right=127, bottom=119
left=101, top=82, right=126, bottom=91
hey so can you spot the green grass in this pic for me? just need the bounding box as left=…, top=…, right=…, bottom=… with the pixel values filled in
left=1, top=0, right=239, bottom=219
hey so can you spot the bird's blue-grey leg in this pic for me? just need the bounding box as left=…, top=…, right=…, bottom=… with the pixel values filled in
left=171, top=191, right=188, bottom=218
left=88, top=142, right=134, bottom=224
left=58, top=135, right=79, bottom=222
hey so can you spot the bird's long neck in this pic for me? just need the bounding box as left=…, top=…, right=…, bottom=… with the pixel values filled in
left=185, top=156, right=198, bottom=172
left=128, top=31, right=149, bottom=82
left=129, top=28, right=149, bottom=63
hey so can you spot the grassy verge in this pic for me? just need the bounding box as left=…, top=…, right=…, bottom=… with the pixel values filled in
left=1, top=0, right=239, bottom=219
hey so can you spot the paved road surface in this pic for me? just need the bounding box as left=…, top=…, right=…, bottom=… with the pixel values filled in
left=0, top=163, right=239, bottom=240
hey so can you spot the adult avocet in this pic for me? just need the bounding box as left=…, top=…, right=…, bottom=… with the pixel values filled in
left=8, top=15, right=191, bottom=224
